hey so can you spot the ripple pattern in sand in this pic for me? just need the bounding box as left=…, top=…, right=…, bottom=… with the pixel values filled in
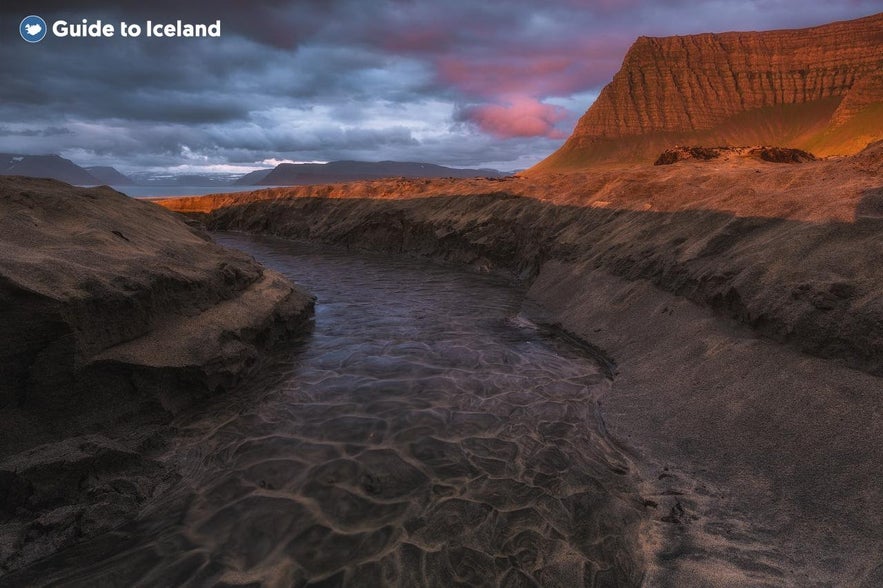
left=12, top=234, right=645, bottom=587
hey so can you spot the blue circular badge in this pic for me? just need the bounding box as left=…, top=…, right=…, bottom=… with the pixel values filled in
left=20, top=15, right=47, bottom=43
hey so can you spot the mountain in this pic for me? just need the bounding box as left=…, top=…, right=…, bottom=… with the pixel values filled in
left=233, top=168, right=273, bottom=185
left=84, top=166, right=135, bottom=185
left=256, top=161, right=506, bottom=185
left=0, top=153, right=99, bottom=185
left=531, top=13, right=883, bottom=171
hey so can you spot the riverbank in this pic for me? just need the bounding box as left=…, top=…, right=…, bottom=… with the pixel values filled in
left=0, top=177, right=314, bottom=572
left=157, top=152, right=883, bottom=585
left=2, top=234, right=649, bottom=586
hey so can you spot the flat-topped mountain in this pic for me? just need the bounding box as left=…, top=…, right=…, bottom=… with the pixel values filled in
left=532, top=12, right=883, bottom=171
left=251, top=160, right=506, bottom=185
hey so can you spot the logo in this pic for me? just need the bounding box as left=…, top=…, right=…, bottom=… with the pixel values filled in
left=20, top=15, right=47, bottom=43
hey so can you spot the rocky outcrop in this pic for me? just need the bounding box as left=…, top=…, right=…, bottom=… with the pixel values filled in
left=0, top=176, right=314, bottom=447
left=0, top=177, right=314, bottom=437
left=0, top=176, right=314, bottom=572
left=653, top=145, right=817, bottom=165
left=532, top=13, right=883, bottom=170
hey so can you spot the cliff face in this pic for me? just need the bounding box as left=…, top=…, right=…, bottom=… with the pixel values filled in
left=532, top=13, right=883, bottom=170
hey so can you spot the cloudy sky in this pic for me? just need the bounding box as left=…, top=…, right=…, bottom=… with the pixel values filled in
left=1, top=1, right=881, bottom=174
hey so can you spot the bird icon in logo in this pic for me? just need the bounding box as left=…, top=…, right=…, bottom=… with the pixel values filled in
left=20, top=15, right=48, bottom=43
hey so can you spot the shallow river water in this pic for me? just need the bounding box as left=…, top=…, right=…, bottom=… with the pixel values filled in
left=13, top=233, right=645, bottom=586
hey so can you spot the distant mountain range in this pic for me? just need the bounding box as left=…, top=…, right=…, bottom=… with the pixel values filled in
left=235, top=161, right=506, bottom=185
left=233, top=169, right=273, bottom=185
left=0, top=154, right=136, bottom=186
left=0, top=154, right=104, bottom=185
left=85, top=166, right=135, bottom=185
left=0, top=154, right=505, bottom=188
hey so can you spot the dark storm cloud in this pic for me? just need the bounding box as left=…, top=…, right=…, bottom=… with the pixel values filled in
left=1, top=1, right=881, bottom=172
left=0, top=35, right=264, bottom=120
left=0, top=126, right=71, bottom=137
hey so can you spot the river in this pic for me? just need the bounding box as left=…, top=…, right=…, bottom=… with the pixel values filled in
left=9, top=232, right=645, bottom=586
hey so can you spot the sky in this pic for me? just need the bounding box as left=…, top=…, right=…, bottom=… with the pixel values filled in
left=1, top=1, right=881, bottom=174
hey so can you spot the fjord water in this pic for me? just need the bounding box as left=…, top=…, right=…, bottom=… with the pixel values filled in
left=12, top=233, right=644, bottom=586
left=111, top=186, right=276, bottom=198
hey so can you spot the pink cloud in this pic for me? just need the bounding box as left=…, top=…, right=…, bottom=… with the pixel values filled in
left=348, top=5, right=637, bottom=141
left=435, top=36, right=631, bottom=99
left=459, top=97, right=569, bottom=139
